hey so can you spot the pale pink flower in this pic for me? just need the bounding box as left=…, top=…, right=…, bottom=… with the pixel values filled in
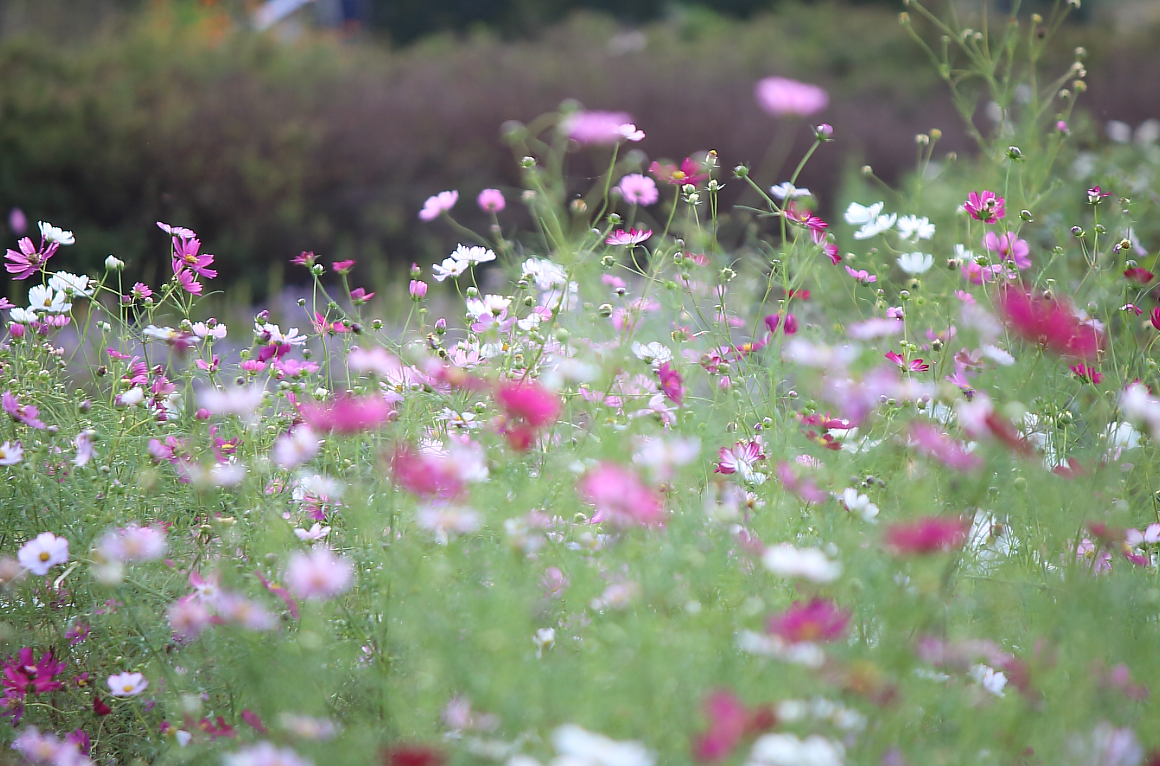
left=223, top=742, right=314, bottom=766
left=982, top=231, right=1031, bottom=270
left=285, top=548, right=354, bottom=601
left=271, top=426, right=321, bottom=470
left=615, top=174, right=659, bottom=206
left=844, top=266, right=876, bottom=284
left=910, top=423, right=983, bottom=471
left=606, top=228, right=652, bottom=246
left=755, top=77, right=829, bottom=116
left=561, top=111, right=643, bottom=144
left=107, top=671, right=148, bottom=697
left=419, top=191, right=458, bottom=221
left=169, top=596, right=213, bottom=640
left=98, top=524, right=167, bottom=563
left=847, top=317, right=903, bottom=340
left=17, top=532, right=69, bottom=576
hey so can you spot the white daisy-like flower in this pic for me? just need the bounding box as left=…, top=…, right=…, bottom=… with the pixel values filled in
left=770, top=182, right=812, bottom=200
left=762, top=543, right=843, bottom=582
left=521, top=257, right=568, bottom=290
left=843, top=201, right=884, bottom=225
left=38, top=221, right=75, bottom=245
left=451, top=244, right=496, bottom=265
left=897, top=252, right=934, bottom=275
left=48, top=271, right=94, bottom=297
left=27, top=285, right=71, bottom=314
left=631, top=341, right=673, bottom=367
left=854, top=213, right=897, bottom=240
left=896, top=214, right=935, bottom=241
left=431, top=255, right=469, bottom=282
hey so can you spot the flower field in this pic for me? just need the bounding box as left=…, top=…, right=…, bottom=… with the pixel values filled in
left=4, top=1, right=1160, bottom=764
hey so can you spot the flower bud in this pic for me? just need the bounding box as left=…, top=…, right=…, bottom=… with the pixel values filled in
left=814, top=123, right=834, bottom=141
left=105, top=255, right=125, bottom=271
left=409, top=280, right=428, bottom=300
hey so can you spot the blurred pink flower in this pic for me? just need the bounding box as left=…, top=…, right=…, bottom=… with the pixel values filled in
left=910, top=423, right=983, bottom=471
left=285, top=548, right=354, bottom=601
left=754, top=77, right=829, bottom=116
left=766, top=599, right=848, bottom=643
left=577, top=463, right=664, bottom=527
left=885, top=515, right=970, bottom=554
left=606, top=228, right=652, bottom=246
left=982, top=231, right=1030, bottom=270
left=299, top=395, right=393, bottom=434
left=477, top=188, right=506, bottom=213
left=419, top=191, right=458, bottom=221
left=615, top=173, right=659, bottom=206
left=561, top=111, right=643, bottom=144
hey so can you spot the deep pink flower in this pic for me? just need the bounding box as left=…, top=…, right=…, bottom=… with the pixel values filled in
left=1151, top=308, right=1160, bottom=332
left=657, top=362, right=685, bottom=405
left=692, top=690, right=773, bottom=763
left=606, top=228, right=652, bottom=246
left=332, top=259, right=355, bottom=274
left=495, top=381, right=561, bottom=429
left=174, top=268, right=203, bottom=295
left=2, top=647, right=66, bottom=720
left=577, top=463, right=665, bottom=527
left=963, top=191, right=1006, bottom=224
left=766, top=599, right=849, bottom=643
left=996, top=286, right=1102, bottom=360
left=960, top=261, right=998, bottom=284
left=1070, top=363, right=1102, bottom=385
left=477, top=188, right=506, bottom=213
left=171, top=237, right=216, bottom=279
left=885, top=351, right=929, bottom=373
left=299, top=395, right=393, bottom=434
left=351, top=287, right=375, bottom=305
left=1125, top=268, right=1154, bottom=284
left=910, top=423, right=983, bottom=471
left=1087, top=186, right=1111, bottom=204
left=845, top=265, right=876, bottom=284
left=982, top=231, right=1031, bottom=270
left=754, top=77, right=829, bottom=116
left=389, top=445, right=467, bottom=500
left=649, top=157, right=709, bottom=187
left=4, top=236, right=58, bottom=280
left=291, top=250, right=316, bottom=267
left=885, top=516, right=970, bottom=554
left=716, top=439, right=765, bottom=479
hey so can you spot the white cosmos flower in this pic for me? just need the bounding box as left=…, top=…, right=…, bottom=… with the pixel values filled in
left=770, top=182, right=811, bottom=200
left=521, top=257, right=568, bottom=289
left=896, top=215, right=935, bottom=240
left=897, top=252, right=933, bottom=275
left=839, top=488, right=879, bottom=522
left=10, top=307, right=38, bottom=324
left=465, top=294, right=512, bottom=318
left=762, top=543, right=843, bottom=582
left=432, top=256, right=469, bottom=282
left=27, top=285, right=71, bottom=314
left=843, top=201, right=883, bottom=225
left=48, top=271, right=94, bottom=297
left=631, top=341, right=673, bottom=367
left=38, top=221, right=75, bottom=245
left=451, top=244, right=496, bottom=265
left=854, top=213, right=897, bottom=240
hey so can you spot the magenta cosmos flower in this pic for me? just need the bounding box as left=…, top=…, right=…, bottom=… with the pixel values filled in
left=996, top=285, right=1102, bottom=360
left=754, top=77, right=829, bottom=117
left=766, top=599, right=849, bottom=643
left=577, top=463, right=664, bottom=527
left=885, top=515, right=970, bottom=554
left=299, top=395, right=394, bottom=435
left=4, top=235, right=59, bottom=281
left=963, top=191, right=1006, bottom=224
left=171, top=237, right=217, bottom=279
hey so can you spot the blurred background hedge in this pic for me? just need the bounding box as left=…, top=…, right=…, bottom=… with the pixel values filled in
left=0, top=0, right=1157, bottom=296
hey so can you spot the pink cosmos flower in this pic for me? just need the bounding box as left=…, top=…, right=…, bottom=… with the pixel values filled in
left=754, top=77, right=829, bottom=117
left=332, top=259, right=355, bottom=274
left=615, top=173, right=660, bottom=206
left=649, top=157, right=709, bottom=187
left=692, top=690, right=774, bottom=763
left=271, top=425, right=321, bottom=470
left=285, top=548, right=354, bottom=601
left=963, top=191, right=1006, bottom=224
left=1070, top=363, right=1102, bottom=385
left=716, top=439, right=765, bottom=482
left=350, top=286, right=374, bottom=304
left=561, top=111, right=643, bottom=144
left=982, top=231, right=1031, bottom=270
left=157, top=221, right=195, bottom=239
left=848, top=317, right=903, bottom=340
left=577, top=463, right=665, bottom=527
left=657, top=362, right=685, bottom=405
left=823, top=242, right=841, bottom=265
left=1124, top=268, right=1154, bottom=284
left=389, top=445, right=467, bottom=500
left=606, top=228, right=652, bottom=246
left=291, top=250, right=316, bottom=267
left=168, top=597, right=213, bottom=641
left=171, top=237, right=217, bottom=279
left=5, top=235, right=59, bottom=280
left=98, top=524, right=167, bottom=563
left=495, top=381, right=562, bottom=430
left=774, top=461, right=827, bottom=504
left=885, top=516, right=970, bottom=554
left=960, top=261, right=998, bottom=284
left=996, top=286, right=1102, bottom=360
left=299, top=395, right=393, bottom=434
left=766, top=599, right=849, bottom=643
left=844, top=266, right=876, bottom=284
left=174, top=268, right=202, bottom=295
left=477, top=188, right=505, bottom=213
left=419, top=191, right=458, bottom=221
left=1087, top=185, right=1111, bottom=204
left=3, top=392, right=46, bottom=429
left=541, top=567, right=570, bottom=599
left=885, top=351, right=929, bottom=373
left=910, top=423, right=983, bottom=471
